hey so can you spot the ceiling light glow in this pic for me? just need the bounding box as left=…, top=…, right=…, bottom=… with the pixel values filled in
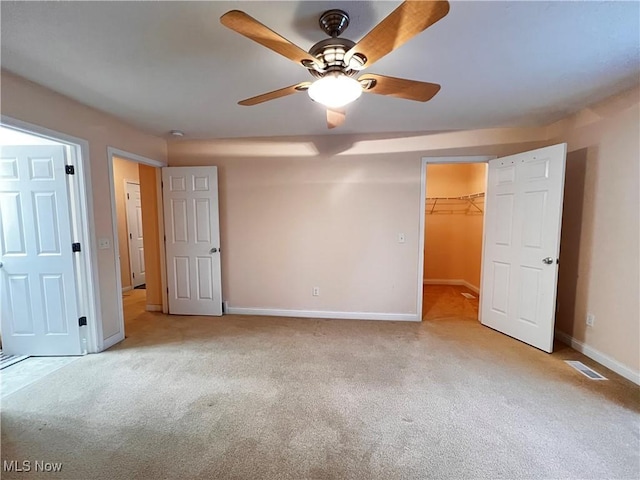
left=308, top=74, right=362, bottom=109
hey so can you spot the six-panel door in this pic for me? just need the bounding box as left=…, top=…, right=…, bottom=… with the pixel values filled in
left=480, top=144, right=567, bottom=353
left=162, top=167, right=222, bottom=315
left=0, top=145, right=82, bottom=355
left=126, top=182, right=146, bottom=288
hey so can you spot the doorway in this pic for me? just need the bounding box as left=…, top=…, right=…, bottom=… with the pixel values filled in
left=418, top=146, right=567, bottom=353
left=113, top=157, right=146, bottom=294
left=418, top=156, right=493, bottom=322
left=422, top=161, right=487, bottom=321
left=107, top=148, right=166, bottom=341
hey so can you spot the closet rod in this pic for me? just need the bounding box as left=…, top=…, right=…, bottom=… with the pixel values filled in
left=425, top=192, right=485, bottom=215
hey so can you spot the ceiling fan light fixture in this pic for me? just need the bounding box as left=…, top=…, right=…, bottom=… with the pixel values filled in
left=308, top=74, right=362, bottom=109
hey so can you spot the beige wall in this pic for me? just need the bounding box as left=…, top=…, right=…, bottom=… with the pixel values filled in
left=139, top=165, right=163, bottom=307
left=424, top=163, right=486, bottom=289
left=552, top=91, right=640, bottom=373
left=113, top=156, right=140, bottom=289
left=167, top=150, right=423, bottom=316
left=1, top=70, right=167, bottom=346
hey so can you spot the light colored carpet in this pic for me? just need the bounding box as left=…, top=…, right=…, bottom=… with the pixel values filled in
left=1, top=288, right=638, bottom=479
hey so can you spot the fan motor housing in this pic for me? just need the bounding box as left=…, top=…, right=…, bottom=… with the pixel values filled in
left=306, top=38, right=365, bottom=78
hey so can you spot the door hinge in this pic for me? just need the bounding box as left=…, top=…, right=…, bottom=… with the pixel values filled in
left=72, top=242, right=81, bottom=252
left=164, top=235, right=166, bottom=242
left=161, top=181, right=164, bottom=189
left=167, top=287, right=169, bottom=294
left=127, top=193, right=130, bottom=199
left=132, top=273, right=135, bottom=278
left=129, top=233, right=132, bottom=239
left=78, top=316, right=87, bottom=327
left=65, top=165, right=75, bottom=175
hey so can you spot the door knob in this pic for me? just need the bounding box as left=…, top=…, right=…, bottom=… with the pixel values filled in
left=542, top=257, right=554, bottom=265
left=210, top=248, right=218, bottom=254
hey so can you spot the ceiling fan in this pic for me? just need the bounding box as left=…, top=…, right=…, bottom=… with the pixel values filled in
left=220, top=1, right=450, bottom=129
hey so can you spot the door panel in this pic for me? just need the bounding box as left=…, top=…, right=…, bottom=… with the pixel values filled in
left=0, top=145, right=82, bottom=355
left=162, top=166, right=222, bottom=315
left=495, top=194, right=514, bottom=245
left=41, top=274, right=68, bottom=334
left=490, top=262, right=510, bottom=315
left=480, top=144, right=567, bottom=353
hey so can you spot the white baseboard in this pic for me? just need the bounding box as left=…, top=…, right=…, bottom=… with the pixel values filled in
left=121, top=286, right=133, bottom=293
left=225, top=307, right=420, bottom=322
left=146, top=305, right=162, bottom=312
left=555, top=330, right=640, bottom=385
left=423, top=279, right=480, bottom=294
left=101, top=332, right=124, bottom=351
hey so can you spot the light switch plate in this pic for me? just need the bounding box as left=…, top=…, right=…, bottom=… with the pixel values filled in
left=98, top=238, right=111, bottom=249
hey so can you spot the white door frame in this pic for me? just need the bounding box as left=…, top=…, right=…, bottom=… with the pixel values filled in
left=1, top=115, right=101, bottom=353
left=417, top=155, right=496, bottom=320
left=107, top=148, right=168, bottom=346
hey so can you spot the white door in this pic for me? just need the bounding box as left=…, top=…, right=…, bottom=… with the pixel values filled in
left=162, top=166, right=222, bottom=315
left=0, top=145, right=82, bottom=355
left=125, top=182, right=145, bottom=288
left=480, top=144, right=567, bottom=353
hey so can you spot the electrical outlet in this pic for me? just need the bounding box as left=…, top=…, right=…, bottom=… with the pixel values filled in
left=312, top=287, right=320, bottom=297
left=586, top=313, right=595, bottom=327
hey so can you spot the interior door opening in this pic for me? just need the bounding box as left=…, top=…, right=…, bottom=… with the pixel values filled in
left=111, top=155, right=163, bottom=333
left=422, top=162, right=488, bottom=322
left=418, top=145, right=568, bottom=354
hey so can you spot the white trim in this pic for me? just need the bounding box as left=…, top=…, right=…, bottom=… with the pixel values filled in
left=1, top=115, right=101, bottom=354
left=423, top=155, right=495, bottom=164
left=416, top=159, right=427, bottom=322
left=107, top=147, right=165, bottom=168
left=107, top=152, right=126, bottom=348
left=102, top=332, right=123, bottom=351
left=226, top=307, right=420, bottom=322
left=156, top=168, right=168, bottom=314
left=555, top=330, right=640, bottom=385
left=423, top=279, right=480, bottom=294
left=146, top=305, right=162, bottom=312
left=107, top=148, right=166, bottom=349
left=121, top=286, right=133, bottom=293
left=478, top=165, right=489, bottom=324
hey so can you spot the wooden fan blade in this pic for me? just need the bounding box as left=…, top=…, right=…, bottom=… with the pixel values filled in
left=238, top=82, right=311, bottom=106
left=359, top=74, right=441, bottom=102
left=346, top=1, right=450, bottom=69
left=221, top=10, right=321, bottom=68
left=327, top=109, right=346, bottom=129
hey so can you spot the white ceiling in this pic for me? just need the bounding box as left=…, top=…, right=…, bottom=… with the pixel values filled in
left=2, top=1, right=639, bottom=139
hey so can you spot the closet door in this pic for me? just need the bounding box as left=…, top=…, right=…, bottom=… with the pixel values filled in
left=480, top=144, right=566, bottom=353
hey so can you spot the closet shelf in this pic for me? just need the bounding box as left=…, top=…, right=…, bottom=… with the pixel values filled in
left=426, top=192, right=485, bottom=215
